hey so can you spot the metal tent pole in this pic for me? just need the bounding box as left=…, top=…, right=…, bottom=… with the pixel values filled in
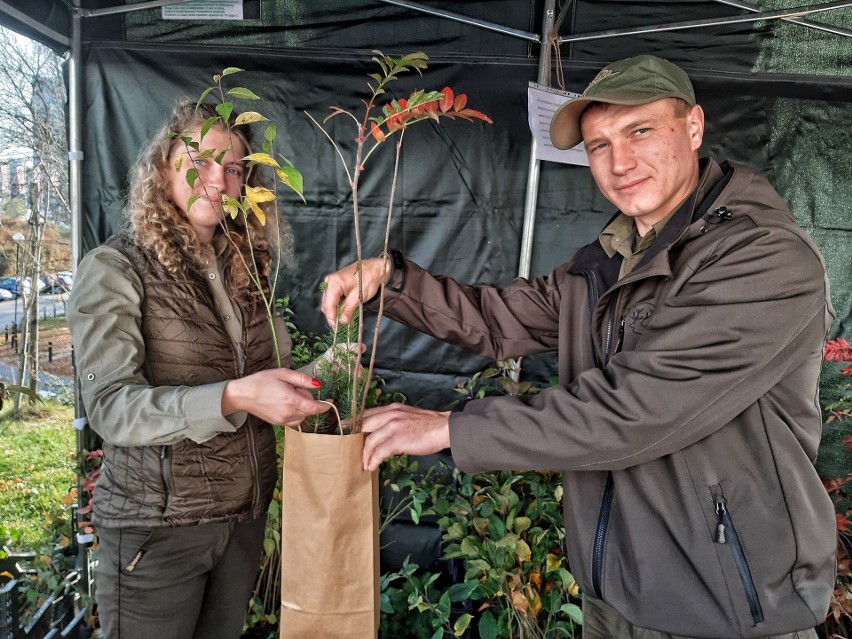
left=67, top=0, right=92, bottom=603
left=518, top=0, right=556, bottom=280
left=712, top=0, right=852, bottom=38
left=559, top=0, right=852, bottom=43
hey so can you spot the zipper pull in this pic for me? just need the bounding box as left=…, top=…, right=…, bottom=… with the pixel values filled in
left=715, top=500, right=727, bottom=544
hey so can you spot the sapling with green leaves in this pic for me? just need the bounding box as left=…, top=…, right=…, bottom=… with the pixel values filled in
left=170, top=67, right=304, bottom=367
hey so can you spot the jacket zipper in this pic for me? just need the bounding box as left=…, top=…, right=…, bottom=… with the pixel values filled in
left=710, top=484, right=764, bottom=625
left=583, top=271, right=626, bottom=599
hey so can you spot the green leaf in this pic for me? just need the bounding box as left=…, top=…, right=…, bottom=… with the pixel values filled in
left=477, top=611, right=499, bottom=639
left=459, top=537, right=480, bottom=557
left=276, top=166, right=304, bottom=202
left=560, top=602, right=583, bottom=624
left=265, top=123, right=277, bottom=143
left=199, top=116, right=218, bottom=142
left=185, top=168, right=198, bottom=188
left=513, top=516, right=532, bottom=535
left=453, top=614, right=472, bottom=637
left=446, top=581, right=478, bottom=602
left=215, top=148, right=229, bottom=165
left=186, top=193, right=200, bottom=211
left=429, top=629, right=443, bottom=639
left=180, top=136, right=199, bottom=151
left=221, top=66, right=243, bottom=76
left=227, top=87, right=261, bottom=100
left=194, top=86, right=214, bottom=110
left=216, top=102, right=234, bottom=124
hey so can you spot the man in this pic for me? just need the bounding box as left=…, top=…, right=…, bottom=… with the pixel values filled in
left=321, top=55, right=836, bottom=638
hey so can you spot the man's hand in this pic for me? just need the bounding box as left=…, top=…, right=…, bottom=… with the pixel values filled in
left=322, top=257, right=389, bottom=326
left=361, top=403, right=451, bottom=471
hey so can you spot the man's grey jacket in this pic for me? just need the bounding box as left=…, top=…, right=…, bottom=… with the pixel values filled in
left=379, top=159, right=836, bottom=638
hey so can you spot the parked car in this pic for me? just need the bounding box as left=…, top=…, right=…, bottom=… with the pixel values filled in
left=0, top=288, right=13, bottom=301
left=0, top=277, right=19, bottom=298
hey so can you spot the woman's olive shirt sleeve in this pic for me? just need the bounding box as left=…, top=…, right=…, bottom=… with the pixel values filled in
left=68, top=246, right=246, bottom=446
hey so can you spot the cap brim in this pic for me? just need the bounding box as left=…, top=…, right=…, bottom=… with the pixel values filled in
left=550, top=92, right=693, bottom=150
left=549, top=97, right=595, bottom=151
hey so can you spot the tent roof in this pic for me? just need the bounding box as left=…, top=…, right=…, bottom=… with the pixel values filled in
left=2, top=0, right=850, bottom=85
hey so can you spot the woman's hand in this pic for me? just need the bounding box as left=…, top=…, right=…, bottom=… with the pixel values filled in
left=321, top=257, right=389, bottom=326
left=222, top=368, right=330, bottom=427
left=361, top=403, right=451, bottom=471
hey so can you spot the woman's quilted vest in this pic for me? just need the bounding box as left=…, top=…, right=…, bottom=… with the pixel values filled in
left=92, top=233, right=279, bottom=527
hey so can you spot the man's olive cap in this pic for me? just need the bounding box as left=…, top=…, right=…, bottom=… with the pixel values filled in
left=549, top=55, right=696, bottom=150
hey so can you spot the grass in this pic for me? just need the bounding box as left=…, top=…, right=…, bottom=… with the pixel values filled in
left=0, top=400, right=76, bottom=551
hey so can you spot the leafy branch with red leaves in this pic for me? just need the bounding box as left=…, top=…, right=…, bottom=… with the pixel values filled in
left=821, top=337, right=852, bottom=634
left=305, top=51, right=492, bottom=431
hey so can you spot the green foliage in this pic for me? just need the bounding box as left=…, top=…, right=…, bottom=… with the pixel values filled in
left=382, top=460, right=582, bottom=639
left=0, top=401, right=75, bottom=550
left=376, top=366, right=581, bottom=639
left=0, top=401, right=82, bottom=628
left=182, top=67, right=304, bottom=210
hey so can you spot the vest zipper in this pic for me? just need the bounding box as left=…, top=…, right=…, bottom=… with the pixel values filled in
left=710, top=483, right=764, bottom=625
left=160, top=445, right=176, bottom=496
left=246, top=419, right=262, bottom=514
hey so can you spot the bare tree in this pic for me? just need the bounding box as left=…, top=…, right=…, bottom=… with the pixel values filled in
left=0, top=27, right=70, bottom=407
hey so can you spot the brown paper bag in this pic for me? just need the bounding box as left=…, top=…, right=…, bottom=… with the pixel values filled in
left=279, top=428, right=380, bottom=639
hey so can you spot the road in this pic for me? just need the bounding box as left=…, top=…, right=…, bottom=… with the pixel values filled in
left=0, top=293, right=68, bottom=332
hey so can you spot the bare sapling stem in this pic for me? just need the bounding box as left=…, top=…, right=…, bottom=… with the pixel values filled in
left=361, top=130, right=404, bottom=419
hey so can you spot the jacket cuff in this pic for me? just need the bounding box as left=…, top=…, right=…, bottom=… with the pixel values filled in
left=185, top=381, right=242, bottom=443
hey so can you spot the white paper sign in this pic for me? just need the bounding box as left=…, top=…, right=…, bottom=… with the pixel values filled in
left=162, top=0, right=244, bottom=21
left=528, top=82, right=589, bottom=166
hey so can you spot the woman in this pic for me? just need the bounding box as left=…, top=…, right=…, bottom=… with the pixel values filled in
left=68, top=99, right=331, bottom=639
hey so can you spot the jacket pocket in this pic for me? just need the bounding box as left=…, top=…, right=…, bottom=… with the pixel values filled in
left=709, top=482, right=764, bottom=626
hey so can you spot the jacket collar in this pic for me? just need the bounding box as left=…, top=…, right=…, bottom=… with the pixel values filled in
left=569, top=158, right=734, bottom=286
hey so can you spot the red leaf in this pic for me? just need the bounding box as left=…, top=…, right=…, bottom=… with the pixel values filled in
left=370, top=123, right=386, bottom=142
left=455, top=109, right=494, bottom=124
left=454, top=93, right=468, bottom=111
left=844, top=436, right=852, bottom=451
left=824, top=338, right=852, bottom=362
left=440, top=87, right=454, bottom=113
left=837, top=512, right=852, bottom=532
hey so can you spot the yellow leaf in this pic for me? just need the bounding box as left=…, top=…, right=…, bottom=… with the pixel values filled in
left=244, top=152, right=280, bottom=168
left=245, top=185, right=274, bottom=225
left=546, top=553, right=562, bottom=572
left=175, top=154, right=183, bottom=171
left=568, top=579, right=580, bottom=597
left=515, top=539, right=531, bottom=562
left=234, top=111, right=269, bottom=126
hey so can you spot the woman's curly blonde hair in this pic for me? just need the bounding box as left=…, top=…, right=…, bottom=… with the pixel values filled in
left=126, top=98, right=294, bottom=300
